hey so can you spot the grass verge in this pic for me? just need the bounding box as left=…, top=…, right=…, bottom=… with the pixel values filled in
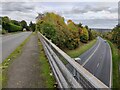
left=107, top=40, right=120, bottom=88
left=38, top=37, right=55, bottom=88
left=0, top=32, right=32, bottom=88
left=64, top=39, right=97, bottom=58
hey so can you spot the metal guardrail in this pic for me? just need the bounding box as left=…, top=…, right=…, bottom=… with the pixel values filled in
left=38, top=32, right=109, bottom=89
left=38, top=33, right=82, bottom=89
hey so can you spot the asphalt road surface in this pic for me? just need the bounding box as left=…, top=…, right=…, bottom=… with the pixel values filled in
left=77, top=37, right=112, bottom=87
left=1, top=32, right=32, bottom=62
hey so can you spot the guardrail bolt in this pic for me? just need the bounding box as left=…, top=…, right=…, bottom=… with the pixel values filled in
left=53, top=82, right=58, bottom=88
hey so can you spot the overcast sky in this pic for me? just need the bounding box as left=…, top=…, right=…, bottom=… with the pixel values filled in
left=0, top=1, right=119, bottom=28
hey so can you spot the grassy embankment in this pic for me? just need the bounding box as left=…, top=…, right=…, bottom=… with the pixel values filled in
left=0, top=32, right=32, bottom=88
left=64, top=39, right=97, bottom=58
left=107, top=40, right=120, bottom=88
left=38, top=37, right=55, bottom=88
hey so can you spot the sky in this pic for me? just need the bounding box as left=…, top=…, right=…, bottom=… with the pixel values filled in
left=0, top=1, right=119, bottom=29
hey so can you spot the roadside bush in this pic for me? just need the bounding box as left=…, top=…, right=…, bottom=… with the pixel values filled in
left=5, top=23, right=22, bottom=32
left=2, top=16, right=27, bottom=33
left=2, top=22, right=9, bottom=31
left=80, top=27, right=89, bottom=43
left=39, top=22, right=56, bottom=40
left=112, top=25, right=120, bottom=49
left=36, top=12, right=81, bottom=49
left=102, top=25, right=120, bottom=49
left=66, top=30, right=80, bottom=49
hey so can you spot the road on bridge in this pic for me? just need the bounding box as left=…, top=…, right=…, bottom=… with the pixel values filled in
left=78, top=37, right=112, bottom=87
left=0, top=32, right=32, bottom=62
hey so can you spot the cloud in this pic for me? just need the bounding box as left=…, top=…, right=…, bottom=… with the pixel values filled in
left=1, top=2, right=37, bottom=24
left=1, top=0, right=119, bottom=2
left=2, top=2, right=35, bottom=14
left=62, top=2, right=117, bottom=15
left=108, top=7, right=118, bottom=13
left=1, top=2, right=118, bottom=28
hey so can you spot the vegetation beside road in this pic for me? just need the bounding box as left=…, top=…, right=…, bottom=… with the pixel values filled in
left=103, top=25, right=120, bottom=50
left=0, top=33, right=32, bottom=87
left=38, top=37, right=55, bottom=88
left=64, top=39, right=97, bottom=58
left=36, top=12, right=97, bottom=50
left=102, top=24, right=120, bottom=88
left=107, top=40, right=120, bottom=88
left=1, top=16, right=36, bottom=34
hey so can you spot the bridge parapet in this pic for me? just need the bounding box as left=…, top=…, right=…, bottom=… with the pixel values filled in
left=38, top=32, right=109, bottom=89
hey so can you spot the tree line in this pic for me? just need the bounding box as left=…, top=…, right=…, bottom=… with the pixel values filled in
left=36, top=12, right=97, bottom=50
left=1, top=16, right=36, bottom=34
left=103, top=24, right=120, bottom=49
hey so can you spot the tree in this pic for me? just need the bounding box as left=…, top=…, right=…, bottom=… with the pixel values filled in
left=29, top=21, right=36, bottom=32
left=78, top=23, right=83, bottom=28
left=2, top=16, right=10, bottom=31
left=85, top=25, right=89, bottom=30
left=8, top=23, right=22, bottom=32
left=88, top=29, right=92, bottom=40
left=80, top=27, right=89, bottom=43
left=2, top=16, right=23, bottom=33
left=11, top=20, right=20, bottom=26
left=36, top=12, right=80, bottom=49
left=39, top=22, right=56, bottom=40
left=67, top=20, right=78, bottom=31
left=2, top=22, right=10, bottom=31
left=112, top=25, right=120, bottom=49
left=2, top=16, right=10, bottom=23
left=3, top=23, right=22, bottom=32
left=20, top=20, right=27, bottom=29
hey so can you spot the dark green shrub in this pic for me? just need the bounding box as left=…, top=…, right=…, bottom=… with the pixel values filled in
left=38, top=22, right=56, bottom=40
left=8, top=23, right=22, bottom=32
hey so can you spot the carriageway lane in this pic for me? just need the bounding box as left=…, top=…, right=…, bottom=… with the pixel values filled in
left=0, top=32, right=32, bottom=63
left=78, top=37, right=100, bottom=65
left=77, top=37, right=111, bottom=87
left=83, top=37, right=111, bottom=87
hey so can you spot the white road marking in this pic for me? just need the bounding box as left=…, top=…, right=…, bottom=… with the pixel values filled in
left=82, top=38, right=101, bottom=66
left=97, top=63, right=99, bottom=67
left=107, top=42, right=112, bottom=88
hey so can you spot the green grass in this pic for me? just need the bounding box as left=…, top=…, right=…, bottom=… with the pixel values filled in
left=64, top=39, right=97, bottom=58
left=107, top=40, right=120, bottom=88
left=0, top=33, right=32, bottom=88
left=38, top=38, right=55, bottom=88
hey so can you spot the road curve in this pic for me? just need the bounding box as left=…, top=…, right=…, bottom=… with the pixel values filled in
left=78, top=37, right=112, bottom=87
left=0, top=32, right=32, bottom=63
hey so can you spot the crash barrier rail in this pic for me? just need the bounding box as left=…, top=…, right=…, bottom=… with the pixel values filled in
left=38, top=32, right=109, bottom=89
